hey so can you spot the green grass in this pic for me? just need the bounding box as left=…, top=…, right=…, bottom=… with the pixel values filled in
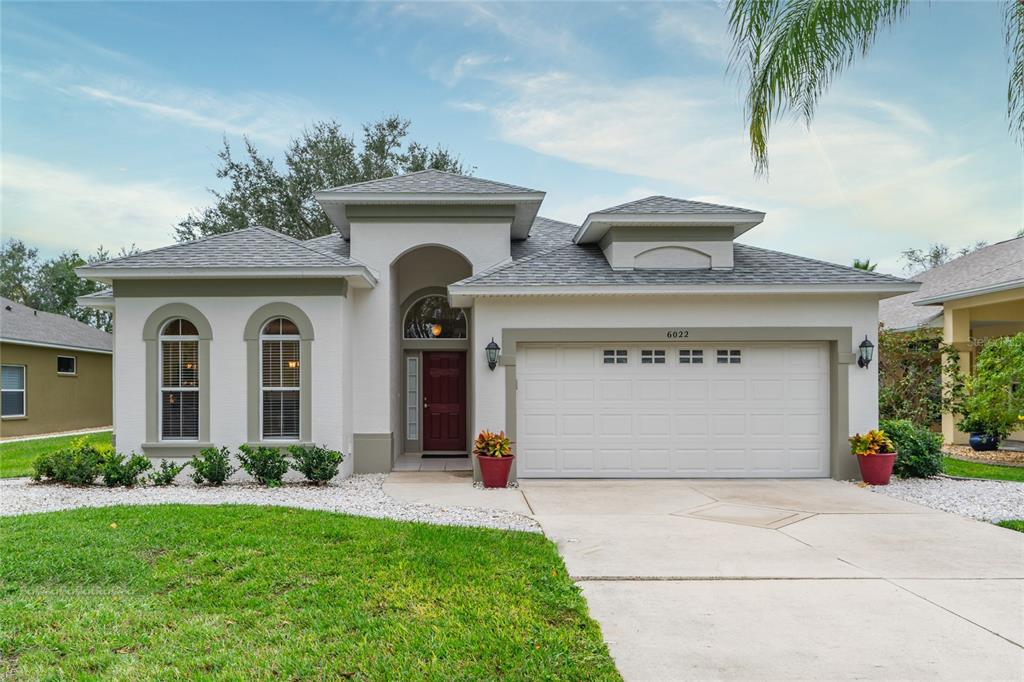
left=0, top=505, right=620, bottom=681
left=997, top=520, right=1024, bottom=533
left=942, top=456, right=1024, bottom=482
left=0, top=431, right=111, bottom=478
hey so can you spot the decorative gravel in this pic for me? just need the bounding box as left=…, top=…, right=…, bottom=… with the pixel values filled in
left=943, top=444, right=1024, bottom=467
left=0, top=474, right=540, bottom=533
left=869, top=477, right=1024, bottom=522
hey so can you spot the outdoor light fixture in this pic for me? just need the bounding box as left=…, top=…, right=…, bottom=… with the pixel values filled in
left=431, top=323, right=443, bottom=338
left=857, top=335, right=875, bottom=368
left=485, top=338, right=501, bottom=371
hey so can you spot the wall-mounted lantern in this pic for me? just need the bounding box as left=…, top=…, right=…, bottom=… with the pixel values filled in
left=485, top=337, right=501, bottom=371
left=857, top=335, right=875, bottom=368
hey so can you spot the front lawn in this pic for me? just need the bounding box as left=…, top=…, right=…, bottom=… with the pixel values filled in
left=997, top=520, right=1024, bottom=533
left=0, top=505, right=620, bottom=681
left=942, top=456, right=1024, bottom=483
left=0, top=430, right=112, bottom=479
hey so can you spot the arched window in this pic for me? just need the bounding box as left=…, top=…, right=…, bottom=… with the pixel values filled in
left=403, top=295, right=467, bottom=339
left=159, top=318, right=200, bottom=440
left=261, top=317, right=301, bottom=439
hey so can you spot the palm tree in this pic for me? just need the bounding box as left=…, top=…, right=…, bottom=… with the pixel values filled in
left=852, top=258, right=877, bottom=271
left=728, top=0, right=1024, bottom=175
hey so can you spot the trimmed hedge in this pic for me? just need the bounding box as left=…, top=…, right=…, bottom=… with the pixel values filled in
left=880, top=419, right=943, bottom=478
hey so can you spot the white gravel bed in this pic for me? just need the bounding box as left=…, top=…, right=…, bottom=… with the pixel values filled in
left=0, top=474, right=540, bottom=533
left=869, top=477, right=1024, bottom=522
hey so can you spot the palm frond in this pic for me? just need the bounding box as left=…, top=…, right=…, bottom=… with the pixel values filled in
left=1007, top=0, right=1024, bottom=144
left=729, top=0, right=911, bottom=176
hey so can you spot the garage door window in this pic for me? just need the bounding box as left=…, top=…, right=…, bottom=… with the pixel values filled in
left=679, top=349, right=703, bottom=364
left=717, top=349, right=742, bottom=364
left=641, top=349, right=666, bottom=364
left=603, top=349, right=628, bottom=365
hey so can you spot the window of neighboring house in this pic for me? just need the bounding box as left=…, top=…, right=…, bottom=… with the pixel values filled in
left=717, top=349, right=742, bottom=365
left=641, top=349, right=666, bottom=364
left=261, top=317, right=301, bottom=440
left=1, top=365, right=26, bottom=417
left=160, top=318, right=200, bottom=440
left=603, top=349, right=628, bottom=365
left=57, top=356, right=77, bottom=375
left=679, top=349, right=704, bottom=364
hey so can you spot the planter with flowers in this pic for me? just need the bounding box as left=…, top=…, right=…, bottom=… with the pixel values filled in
left=473, top=430, right=514, bottom=488
left=849, top=429, right=897, bottom=485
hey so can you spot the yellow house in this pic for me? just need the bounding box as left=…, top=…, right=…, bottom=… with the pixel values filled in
left=879, top=237, right=1024, bottom=444
left=0, top=297, right=113, bottom=438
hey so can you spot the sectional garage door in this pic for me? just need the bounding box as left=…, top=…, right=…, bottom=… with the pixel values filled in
left=516, top=342, right=830, bottom=478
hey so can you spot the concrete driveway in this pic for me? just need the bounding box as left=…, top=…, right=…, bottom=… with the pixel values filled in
left=384, top=475, right=1024, bottom=681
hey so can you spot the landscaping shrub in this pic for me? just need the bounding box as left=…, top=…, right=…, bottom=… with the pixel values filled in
left=149, top=459, right=186, bottom=486
left=288, top=444, right=343, bottom=484
left=880, top=418, right=943, bottom=478
left=189, top=446, right=235, bottom=486
left=31, top=438, right=110, bottom=485
left=100, top=453, right=152, bottom=487
left=878, top=326, right=946, bottom=426
left=238, top=444, right=289, bottom=486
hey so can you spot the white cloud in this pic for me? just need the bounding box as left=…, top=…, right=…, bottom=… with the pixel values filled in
left=431, top=53, right=507, bottom=87
left=651, top=3, right=731, bottom=62
left=1, top=154, right=204, bottom=255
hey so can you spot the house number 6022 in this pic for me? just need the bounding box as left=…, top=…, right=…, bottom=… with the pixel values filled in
left=666, top=330, right=689, bottom=339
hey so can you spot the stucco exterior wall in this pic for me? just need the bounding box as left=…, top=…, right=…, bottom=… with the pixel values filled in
left=0, top=342, right=112, bottom=437
left=112, top=295, right=350, bottom=474
left=470, top=293, right=882, bottom=479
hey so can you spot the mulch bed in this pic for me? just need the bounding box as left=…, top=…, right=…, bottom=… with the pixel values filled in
left=943, top=444, right=1024, bottom=467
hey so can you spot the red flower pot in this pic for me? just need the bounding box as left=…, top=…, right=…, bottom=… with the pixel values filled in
left=856, top=452, right=896, bottom=485
left=478, top=454, right=514, bottom=488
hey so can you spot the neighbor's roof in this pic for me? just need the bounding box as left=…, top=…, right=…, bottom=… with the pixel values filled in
left=0, top=297, right=112, bottom=353
left=318, top=169, right=540, bottom=195
left=879, top=237, right=1024, bottom=331
left=452, top=242, right=914, bottom=291
left=594, top=196, right=763, bottom=216
left=77, top=227, right=376, bottom=285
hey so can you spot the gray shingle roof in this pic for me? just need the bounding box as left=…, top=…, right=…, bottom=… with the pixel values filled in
left=879, top=237, right=1024, bottom=330
left=594, top=196, right=762, bottom=215
left=80, top=227, right=359, bottom=270
left=454, top=243, right=911, bottom=288
left=320, top=169, right=540, bottom=195
left=1, top=297, right=112, bottom=352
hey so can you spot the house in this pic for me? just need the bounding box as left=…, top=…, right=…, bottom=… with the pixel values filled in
left=0, top=297, right=113, bottom=438
left=879, top=237, right=1024, bottom=443
left=78, top=169, right=917, bottom=480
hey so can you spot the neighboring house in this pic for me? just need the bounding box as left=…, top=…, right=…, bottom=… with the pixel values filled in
left=879, top=237, right=1024, bottom=443
left=78, top=170, right=916, bottom=480
left=0, top=297, right=113, bottom=438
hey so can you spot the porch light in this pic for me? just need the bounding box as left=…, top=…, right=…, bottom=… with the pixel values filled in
left=431, top=323, right=443, bottom=338
left=857, top=335, right=875, bottom=368
left=485, top=338, right=501, bottom=371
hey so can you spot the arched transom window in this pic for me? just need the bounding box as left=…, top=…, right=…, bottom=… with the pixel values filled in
left=261, top=317, right=301, bottom=439
left=403, top=295, right=467, bottom=340
left=160, top=318, right=199, bottom=440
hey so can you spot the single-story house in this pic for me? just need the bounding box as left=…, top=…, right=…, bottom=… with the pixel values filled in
left=78, top=170, right=917, bottom=480
left=879, top=237, right=1024, bottom=443
left=0, top=297, right=113, bottom=438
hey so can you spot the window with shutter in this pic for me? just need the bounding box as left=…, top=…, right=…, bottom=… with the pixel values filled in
left=159, top=318, right=200, bottom=440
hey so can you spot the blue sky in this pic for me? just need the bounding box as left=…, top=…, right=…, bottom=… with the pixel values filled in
left=2, top=1, right=1020, bottom=274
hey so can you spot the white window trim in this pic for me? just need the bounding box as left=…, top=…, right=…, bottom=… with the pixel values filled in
left=406, top=355, right=420, bottom=442
left=159, top=330, right=200, bottom=442
left=56, top=355, right=77, bottom=376
left=1, top=364, right=26, bottom=418
left=259, top=328, right=302, bottom=441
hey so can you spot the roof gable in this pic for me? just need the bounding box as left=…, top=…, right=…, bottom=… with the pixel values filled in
left=596, top=196, right=762, bottom=215
left=319, top=169, right=540, bottom=195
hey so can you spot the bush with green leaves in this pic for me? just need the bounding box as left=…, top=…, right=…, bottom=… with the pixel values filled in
left=288, top=444, right=343, bottom=484
left=31, top=437, right=111, bottom=485
left=100, top=453, right=152, bottom=487
left=879, top=419, right=943, bottom=478
left=237, top=444, right=289, bottom=486
left=149, top=459, right=186, bottom=486
left=189, top=447, right=235, bottom=486
left=949, top=333, right=1024, bottom=441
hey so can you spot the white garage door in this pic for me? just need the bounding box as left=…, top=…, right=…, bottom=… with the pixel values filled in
left=516, top=342, right=830, bottom=478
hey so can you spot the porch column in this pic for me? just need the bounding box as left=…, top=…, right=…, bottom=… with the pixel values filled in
left=942, top=304, right=971, bottom=445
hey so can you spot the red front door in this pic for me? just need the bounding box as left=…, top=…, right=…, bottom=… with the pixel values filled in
left=422, top=351, right=467, bottom=452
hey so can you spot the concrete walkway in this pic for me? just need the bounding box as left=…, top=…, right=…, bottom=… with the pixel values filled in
left=384, top=474, right=1024, bottom=681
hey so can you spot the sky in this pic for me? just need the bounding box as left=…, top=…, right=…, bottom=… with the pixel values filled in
left=2, top=1, right=1021, bottom=274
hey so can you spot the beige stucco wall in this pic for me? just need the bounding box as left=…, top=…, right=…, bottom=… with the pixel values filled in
left=0, top=342, right=112, bottom=437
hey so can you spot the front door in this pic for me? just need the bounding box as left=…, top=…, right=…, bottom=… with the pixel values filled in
left=422, top=351, right=467, bottom=452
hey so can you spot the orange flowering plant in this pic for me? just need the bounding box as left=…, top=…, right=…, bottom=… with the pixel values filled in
left=473, top=430, right=512, bottom=458
left=849, top=429, right=895, bottom=456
